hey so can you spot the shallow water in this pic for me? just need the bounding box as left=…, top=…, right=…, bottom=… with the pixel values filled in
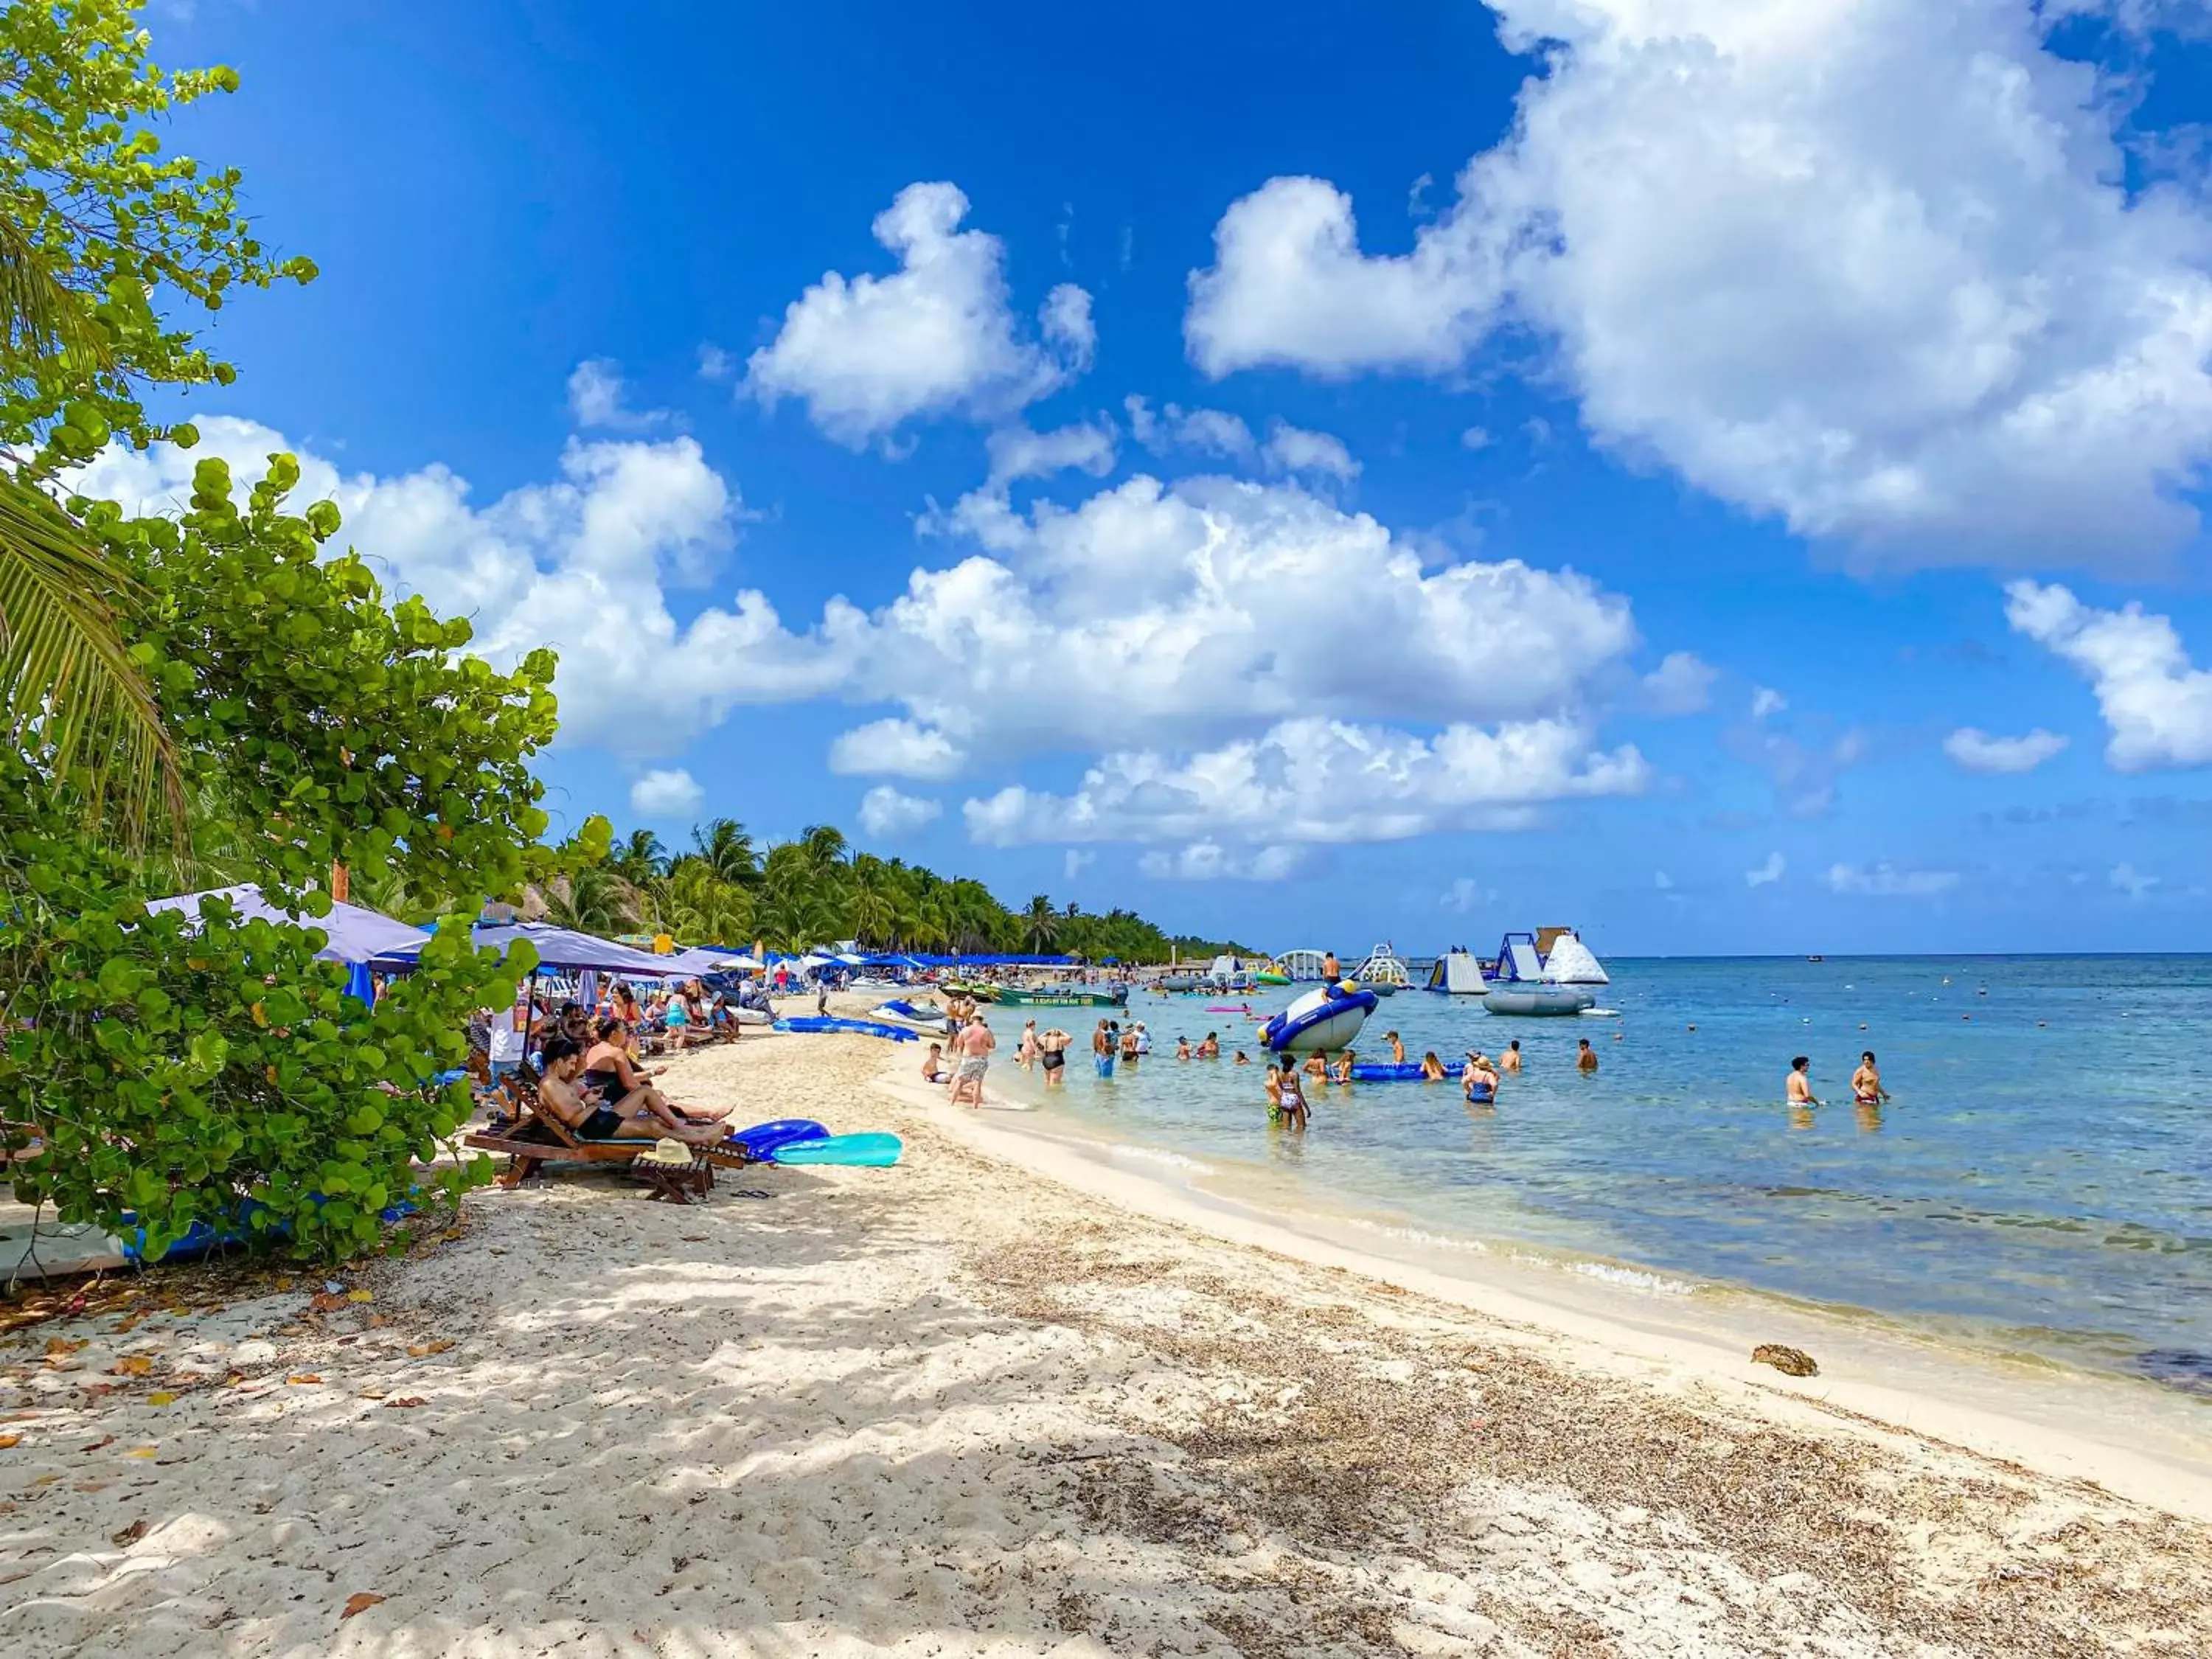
left=993, top=957, right=2212, bottom=1395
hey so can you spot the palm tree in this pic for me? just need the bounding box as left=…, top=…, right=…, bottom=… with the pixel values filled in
left=1, top=212, right=180, bottom=837
left=544, top=866, right=632, bottom=935
left=689, top=817, right=760, bottom=886
left=798, top=823, right=849, bottom=872
left=1023, top=894, right=1058, bottom=953
left=611, top=827, right=666, bottom=884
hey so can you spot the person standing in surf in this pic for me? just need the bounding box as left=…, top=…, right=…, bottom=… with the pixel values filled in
left=1093, top=1019, right=1116, bottom=1078
left=1787, top=1054, right=1820, bottom=1106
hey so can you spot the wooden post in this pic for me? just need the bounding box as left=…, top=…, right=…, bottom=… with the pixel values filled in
left=330, top=862, right=349, bottom=904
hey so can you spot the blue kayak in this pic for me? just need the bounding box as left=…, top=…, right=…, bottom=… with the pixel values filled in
left=771, top=1132, right=902, bottom=1168
left=728, top=1119, right=830, bottom=1160
left=772, top=1017, right=919, bottom=1042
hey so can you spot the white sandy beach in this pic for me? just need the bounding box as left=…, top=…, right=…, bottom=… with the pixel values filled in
left=2, top=1026, right=2208, bottom=1658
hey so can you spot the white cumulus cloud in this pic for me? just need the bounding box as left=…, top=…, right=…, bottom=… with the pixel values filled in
left=2110, top=860, right=2160, bottom=899
left=629, top=768, right=703, bottom=819
left=827, top=718, right=967, bottom=781
left=68, top=416, right=857, bottom=757
left=963, top=715, right=1647, bottom=848
left=2006, top=581, right=2212, bottom=770
left=745, top=182, right=1094, bottom=445
left=1186, top=2, right=2212, bottom=560
left=567, top=358, right=667, bottom=431
left=1745, top=852, right=1785, bottom=888
left=857, top=785, right=942, bottom=838
left=1641, top=651, right=1717, bottom=715
left=1750, top=686, right=1788, bottom=720
left=1262, top=422, right=1360, bottom=480
left=1942, top=726, right=2070, bottom=774
left=1138, top=841, right=1304, bottom=881
left=1825, top=863, right=1961, bottom=898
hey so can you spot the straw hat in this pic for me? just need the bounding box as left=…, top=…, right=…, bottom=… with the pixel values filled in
left=636, top=1138, right=693, bottom=1167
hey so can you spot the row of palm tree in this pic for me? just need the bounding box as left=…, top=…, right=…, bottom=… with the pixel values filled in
left=543, top=816, right=1248, bottom=964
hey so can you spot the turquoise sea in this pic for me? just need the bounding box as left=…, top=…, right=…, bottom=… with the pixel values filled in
left=990, top=956, right=2212, bottom=1397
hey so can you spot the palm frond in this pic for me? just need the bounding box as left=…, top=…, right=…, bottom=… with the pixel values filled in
left=0, top=476, right=183, bottom=841
left=0, top=209, right=114, bottom=373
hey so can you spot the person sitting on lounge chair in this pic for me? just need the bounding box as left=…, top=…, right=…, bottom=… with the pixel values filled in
left=582, top=1018, right=728, bottom=1123
left=537, top=1037, right=726, bottom=1145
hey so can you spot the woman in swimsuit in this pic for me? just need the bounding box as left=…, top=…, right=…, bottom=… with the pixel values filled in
left=582, top=1018, right=728, bottom=1123
left=1331, top=1049, right=1356, bottom=1085
left=1276, top=1057, right=1310, bottom=1130
left=536, top=1037, right=726, bottom=1146
left=1419, top=1051, right=1446, bottom=1081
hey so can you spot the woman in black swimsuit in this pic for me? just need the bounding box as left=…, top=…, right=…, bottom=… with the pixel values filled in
left=538, top=1037, right=725, bottom=1144
left=581, top=1018, right=728, bottom=1123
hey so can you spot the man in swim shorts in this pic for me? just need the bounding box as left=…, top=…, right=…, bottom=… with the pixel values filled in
left=1787, top=1054, right=1820, bottom=1106
left=1500, top=1039, right=1522, bottom=1074
left=949, top=1013, right=995, bottom=1108
left=1037, top=1026, right=1071, bottom=1086
left=1093, top=1019, right=1116, bottom=1078
left=1576, top=1037, right=1599, bottom=1074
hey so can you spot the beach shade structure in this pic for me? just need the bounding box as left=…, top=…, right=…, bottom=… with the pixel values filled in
left=714, top=953, right=765, bottom=972
left=653, top=945, right=741, bottom=978
left=377, top=922, right=672, bottom=978
left=144, top=884, right=431, bottom=971
left=796, top=953, right=835, bottom=975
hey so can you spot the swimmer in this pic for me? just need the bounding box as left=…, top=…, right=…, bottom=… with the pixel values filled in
left=1276, top=1053, right=1310, bottom=1130
left=1461, top=1049, right=1498, bottom=1096
left=1851, top=1049, right=1890, bottom=1106
left=1175, top=1036, right=1192, bottom=1060
left=1576, top=1037, right=1599, bottom=1074
left=1234, top=1049, right=1249, bottom=1065
left=1037, top=1026, right=1071, bottom=1087
left=1384, top=1029, right=1405, bottom=1064
left=1304, top=1050, right=1329, bottom=1080
left=1499, top=1038, right=1522, bottom=1074
left=1017, top=1019, right=1039, bottom=1067
left=1331, top=1049, right=1355, bottom=1085
left=1419, top=1050, right=1447, bottom=1081
left=1197, top=1031, right=1220, bottom=1060
left=1787, top=1054, right=1820, bottom=1107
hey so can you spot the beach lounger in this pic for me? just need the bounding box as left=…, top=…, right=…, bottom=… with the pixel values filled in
left=462, top=1070, right=751, bottom=1189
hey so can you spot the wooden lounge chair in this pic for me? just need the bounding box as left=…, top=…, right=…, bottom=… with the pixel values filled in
left=462, top=1068, right=751, bottom=1189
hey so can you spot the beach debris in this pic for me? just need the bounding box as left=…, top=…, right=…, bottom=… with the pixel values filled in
left=406, top=1340, right=453, bottom=1357
left=0, top=1434, right=19, bottom=1450
left=1752, top=1343, right=1819, bottom=1377
left=383, top=1397, right=428, bottom=1408
left=341, top=1593, right=386, bottom=1619
left=111, top=1518, right=147, bottom=1547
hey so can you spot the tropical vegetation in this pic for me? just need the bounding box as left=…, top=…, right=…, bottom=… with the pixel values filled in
left=1, top=1, right=546, bottom=1261
left=483, top=815, right=1253, bottom=966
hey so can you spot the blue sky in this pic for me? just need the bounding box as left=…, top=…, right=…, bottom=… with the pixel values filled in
left=85, top=0, right=2212, bottom=953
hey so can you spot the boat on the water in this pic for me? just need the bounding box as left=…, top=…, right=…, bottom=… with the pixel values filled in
left=1479, top=927, right=1607, bottom=1017
left=992, top=984, right=1128, bottom=1008
left=1261, top=983, right=1379, bottom=1052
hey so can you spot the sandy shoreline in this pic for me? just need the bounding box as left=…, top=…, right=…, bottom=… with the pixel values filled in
left=2, top=1029, right=2208, bottom=1656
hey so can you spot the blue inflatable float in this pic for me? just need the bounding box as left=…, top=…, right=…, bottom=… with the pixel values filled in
left=772, top=1017, right=919, bottom=1042
left=1262, top=984, right=1380, bottom=1053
